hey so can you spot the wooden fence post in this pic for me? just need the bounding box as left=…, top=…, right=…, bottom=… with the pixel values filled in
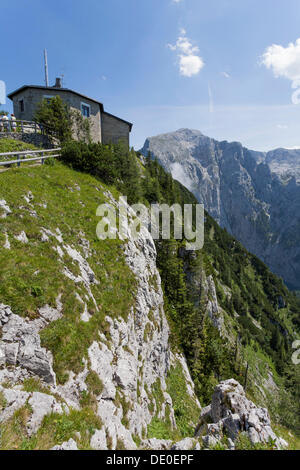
left=17, top=155, right=20, bottom=168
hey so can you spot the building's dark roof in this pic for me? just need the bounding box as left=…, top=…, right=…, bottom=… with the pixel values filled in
left=7, top=85, right=105, bottom=111
left=7, top=85, right=133, bottom=130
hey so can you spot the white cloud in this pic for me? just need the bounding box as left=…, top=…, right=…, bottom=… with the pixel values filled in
left=172, top=0, right=183, bottom=3
left=0, top=80, right=6, bottom=105
left=179, top=55, right=204, bottom=77
left=221, top=71, right=231, bottom=79
left=276, top=124, right=288, bottom=129
left=261, top=38, right=300, bottom=85
left=167, top=43, right=177, bottom=51
left=168, top=29, right=204, bottom=77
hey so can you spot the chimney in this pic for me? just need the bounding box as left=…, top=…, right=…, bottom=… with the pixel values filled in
left=54, top=77, right=62, bottom=88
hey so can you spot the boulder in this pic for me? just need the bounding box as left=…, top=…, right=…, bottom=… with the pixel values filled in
left=198, top=379, right=285, bottom=449
left=51, top=438, right=78, bottom=450
left=195, top=405, right=212, bottom=436
left=0, top=304, right=56, bottom=385
left=141, top=438, right=172, bottom=450
left=171, top=438, right=197, bottom=450
left=27, top=392, right=65, bottom=436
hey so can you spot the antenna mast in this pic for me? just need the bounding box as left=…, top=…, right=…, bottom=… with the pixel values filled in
left=44, top=49, right=49, bottom=87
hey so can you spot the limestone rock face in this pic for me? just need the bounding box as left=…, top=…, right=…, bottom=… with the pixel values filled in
left=51, top=439, right=78, bottom=450
left=0, top=387, right=30, bottom=423
left=140, top=438, right=173, bottom=450
left=204, top=275, right=224, bottom=332
left=0, top=199, right=12, bottom=218
left=0, top=304, right=56, bottom=385
left=141, top=129, right=300, bottom=290
left=82, top=192, right=189, bottom=448
left=0, top=385, right=67, bottom=436
left=171, top=438, right=197, bottom=450
left=27, top=392, right=65, bottom=436
left=180, top=247, right=224, bottom=333
left=198, top=379, right=288, bottom=449
left=0, top=192, right=200, bottom=450
left=90, top=429, right=108, bottom=450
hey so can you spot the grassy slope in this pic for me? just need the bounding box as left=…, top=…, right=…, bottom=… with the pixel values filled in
left=0, top=161, right=136, bottom=384
left=0, top=160, right=200, bottom=449
left=0, top=138, right=37, bottom=156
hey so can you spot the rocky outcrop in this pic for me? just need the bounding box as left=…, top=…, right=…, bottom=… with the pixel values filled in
left=0, top=385, right=67, bottom=435
left=0, top=199, right=12, bottom=218
left=141, top=129, right=300, bottom=290
left=0, top=304, right=56, bottom=385
left=171, top=438, right=198, bottom=450
left=51, top=438, right=78, bottom=450
left=140, top=438, right=173, bottom=450
left=203, top=275, right=224, bottom=332
left=196, top=379, right=288, bottom=449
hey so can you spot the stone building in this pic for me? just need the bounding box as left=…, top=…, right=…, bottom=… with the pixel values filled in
left=7, top=79, right=132, bottom=146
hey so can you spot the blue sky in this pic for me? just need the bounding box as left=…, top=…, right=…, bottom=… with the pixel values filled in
left=1, top=0, right=300, bottom=150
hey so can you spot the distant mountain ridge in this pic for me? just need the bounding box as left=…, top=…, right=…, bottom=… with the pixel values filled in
left=251, top=147, right=300, bottom=184
left=141, top=129, right=300, bottom=290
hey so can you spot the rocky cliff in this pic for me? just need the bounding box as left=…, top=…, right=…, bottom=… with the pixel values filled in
left=0, top=163, right=201, bottom=450
left=141, top=129, right=300, bottom=290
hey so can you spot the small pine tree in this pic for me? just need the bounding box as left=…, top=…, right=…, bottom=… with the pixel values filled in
left=34, top=96, right=72, bottom=144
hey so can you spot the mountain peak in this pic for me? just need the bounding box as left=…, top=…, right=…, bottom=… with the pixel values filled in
left=174, top=128, right=204, bottom=135
left=145, top=128, right=205, bottom=141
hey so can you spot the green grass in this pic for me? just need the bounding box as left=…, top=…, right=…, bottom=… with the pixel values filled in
left=147, top=361, right=201, bottom=441
left=151, top=378, right=165, bottom=414
left=147, top=378, right=179, bottom=441
left=0, top=139, right=38, bottom=158
left=235, top=432, right=278, bottom=450
left=0, top=406, right=32, bottom=450
left=85, top=371, right=104, bottom=396
left=22, top=378, right=52, bottom=395
left=273, top=424, right=300, bottom=450
left=147, top=417, right=175, bottom=441
left=0, top=161, right=137, bottom=383
left=166, top=361, right=200, bottom=437
left=0, top=391, right=7, bottom=410
left=0, top=406, right=102, bottom=450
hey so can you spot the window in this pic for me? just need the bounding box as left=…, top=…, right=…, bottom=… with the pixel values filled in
left=19, top=99, right=24, bottom=113
left=81, top=102, right=90, bottom=118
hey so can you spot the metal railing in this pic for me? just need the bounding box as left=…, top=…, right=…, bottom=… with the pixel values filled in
left=0, top=148, right=61, bottom=167
left=0, top=120, right=52, bottom=136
